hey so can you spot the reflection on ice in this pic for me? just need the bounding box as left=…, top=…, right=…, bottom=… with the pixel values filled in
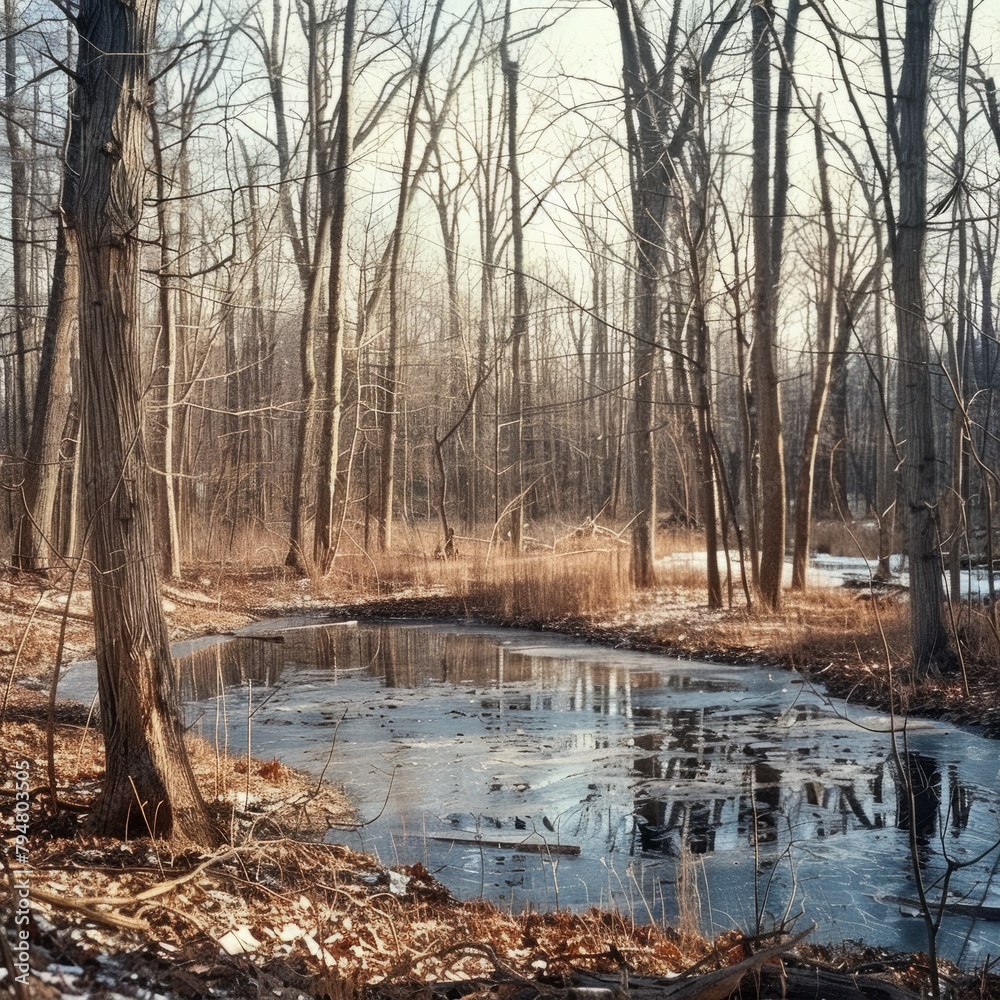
left=64, top=619, right=1000, bottom=966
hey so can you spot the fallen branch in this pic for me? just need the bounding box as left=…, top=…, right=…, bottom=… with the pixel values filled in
left=429, top=834, right=580, bottom=856
left=30, top=886, right=150, bottom=932
left=28, top=846, right=243, bottom=919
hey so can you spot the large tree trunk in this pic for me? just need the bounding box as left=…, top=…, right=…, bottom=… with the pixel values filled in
left=68, top=0, right=215, bottom=844
left=750, top=0, right=789, bottom=610
left=891, top=0, right=956, bottom=673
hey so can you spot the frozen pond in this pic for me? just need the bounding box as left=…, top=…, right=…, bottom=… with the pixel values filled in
left=60, top=619, right=1000, bottom=965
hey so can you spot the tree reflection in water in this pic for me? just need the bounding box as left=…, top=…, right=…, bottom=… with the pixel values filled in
left=171, top=621, right=1000, bottom=964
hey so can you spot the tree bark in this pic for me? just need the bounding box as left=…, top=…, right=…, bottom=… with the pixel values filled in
left=68, top=0, right=215, bottom=844
left=314, top=0, right=357, bottom=572
left=613, top=0, right=743, bottom=588
left=14, top=220, right=77, bottom=574
left=791, top=106, right=837, bottom=591
left=149, top=109, right=181, bottom=581
left=750, top=0, right=788, bottom=610
left=4, top=0, right=31, bottom=451
left=891, top=0, right=956, bottom=673
left=378, top=0, right=446, bottom=552
left=501, top=0, right=530, bottom=552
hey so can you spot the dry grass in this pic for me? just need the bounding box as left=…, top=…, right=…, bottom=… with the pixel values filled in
left=954, top=608, right=1000, bottom=664
left=463, top=549, right=634, bottom=620
left=765, top=589, right=911, bottom=669
left=655, top=527, right=706, bottom=555
left=811, top=519, right=891, bottom=560
left=655, top=552, right=712, bottom=590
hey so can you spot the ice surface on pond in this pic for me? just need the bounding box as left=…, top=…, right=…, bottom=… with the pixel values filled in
left=60, top=619, right=1000, bottom=966
left=657, top=549, right=999, bottom=601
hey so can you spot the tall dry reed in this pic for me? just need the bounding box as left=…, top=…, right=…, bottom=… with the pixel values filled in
left=463, top=549, right=634, bottom=619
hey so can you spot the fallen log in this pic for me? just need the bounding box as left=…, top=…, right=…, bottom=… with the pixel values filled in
left=874, top=892, right=1000, bottom=921
left=429, top=834, right=581, bottom=856
left=746, top=964, right=921, bottom=1000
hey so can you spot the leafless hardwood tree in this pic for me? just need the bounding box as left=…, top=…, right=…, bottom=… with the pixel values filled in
left=810, top=0, right=959, bottom=670
left=378, top=0, right=447, bottom=553
left=749, top=0, right=800, bottom=610
left=313, top=0, right=358, bottom=572
left=68, top=0, right=215, bottom=842
left=884, top=0, right=956, bottom=672
left=499, top=0, right=530, bottom=551
left=612, top=0, right=743, bottom=588
left=789, top=106, right=838, bottom=591
left=4, top=0, right=30, bottom=450
left=13, top=220, right=77, bottom=575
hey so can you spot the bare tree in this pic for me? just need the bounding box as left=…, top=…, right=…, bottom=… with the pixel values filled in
left=313, top=0, right=358, bottom=571
left=612, top=0, right=743, bottom=587
left=499, top=0, right=530, bottom=551
left=13, top=220, right=77, bottom=574
left=811, top=0, right=958, bottom=671
left=749, top=0, right=800, bottom=610
left=68, top=0, right=215, bottom=842
left=378, top=0, right=447, bottom=552
left=4, top=0, right=30, bottom=450
left=884, top=0, right=956, bottom=672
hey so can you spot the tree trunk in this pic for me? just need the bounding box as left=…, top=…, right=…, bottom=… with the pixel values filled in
left=750, top=0, right=787, bottom=610
left=682, top=148, right=721, bottom=608
left=891, top=0, right=956, bottom=673
left=285, top=230, right=325, bottom=573
left=149, top=110, right=181, bottom=581
left=314, top=0, right=357, bottom=572
left=612, top=0, right=671, bottom=589
left=613, top=0, right=743, bottom=588
left=14, top=221, right=77, bottom=574
left=791, top=105, right=837, bottom=590
left=501, top=0, right=529, bottom=552
left=4, top=0, right=31, bottom=451
left=379, top=0, right=446, bottom=552
left=68, top=0, right=215, bottom=844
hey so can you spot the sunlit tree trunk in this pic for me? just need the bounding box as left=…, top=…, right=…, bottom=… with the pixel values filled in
left=14, top=221, right=77, bottom=574
left=379, top=0, right=446, bottom=552
left=69, top=0, right=215, bottom=843
left=149, top=110, right=181, bottom=581
left=314, top=0, right=357, bottom=572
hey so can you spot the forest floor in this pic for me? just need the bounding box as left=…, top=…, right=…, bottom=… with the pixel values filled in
left=2, top=557, right=999, bottom=1000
